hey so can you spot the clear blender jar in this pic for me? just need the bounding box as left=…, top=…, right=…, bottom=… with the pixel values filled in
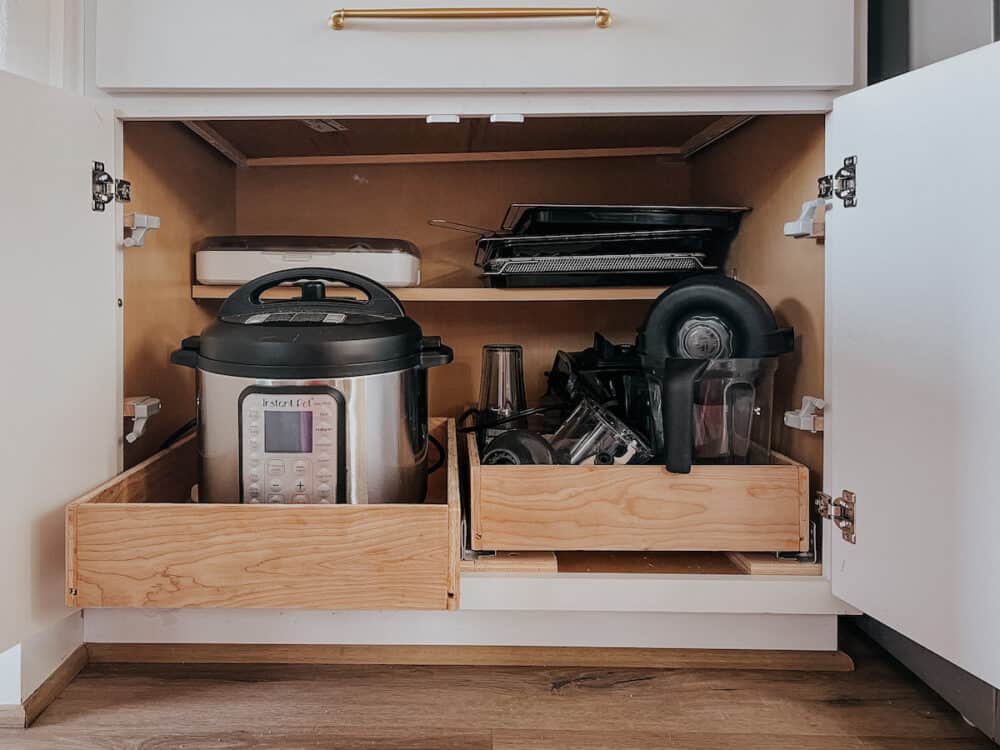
left=646, top=357, right=778, bottom=473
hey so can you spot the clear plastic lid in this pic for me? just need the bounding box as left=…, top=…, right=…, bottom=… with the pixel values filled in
left=196, top=235, right=420, bottom=257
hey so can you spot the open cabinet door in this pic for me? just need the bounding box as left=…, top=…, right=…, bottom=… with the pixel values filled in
left=0, top=73, right=119, bottom=653
left=825, top=42, right=1000, bottom=688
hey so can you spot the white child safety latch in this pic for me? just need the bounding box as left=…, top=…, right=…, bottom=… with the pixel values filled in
left=125, top=396, right=162, bottom=443
left=784, top=396, right=825, bottom=433
left=123, top=213, right=161, bottom=247
left=783, top=199, right=828, bottom=239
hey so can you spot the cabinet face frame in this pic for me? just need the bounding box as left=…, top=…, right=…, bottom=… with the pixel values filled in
left=107, top=113, right=836, bottom=604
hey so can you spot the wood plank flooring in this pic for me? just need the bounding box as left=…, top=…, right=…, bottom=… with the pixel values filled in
left=2, top=624, right=994, bottom=749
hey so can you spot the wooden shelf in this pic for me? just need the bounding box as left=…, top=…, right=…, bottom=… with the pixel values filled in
left=191, top=285, right=666, bottom=303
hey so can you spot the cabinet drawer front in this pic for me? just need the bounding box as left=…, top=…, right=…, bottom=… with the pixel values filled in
left=96, top=1, right=854, bottom=93
left=69, top=503, right=450, bottom=609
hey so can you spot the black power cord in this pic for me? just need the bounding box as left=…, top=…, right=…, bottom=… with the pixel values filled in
left=427, top=434, right=445, bottom=474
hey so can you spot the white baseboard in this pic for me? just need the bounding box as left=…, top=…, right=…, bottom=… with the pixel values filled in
left=84, top=610, right=839, bottom=652
left=0, top=612, right=83, bottom=706
left=0, top=644, right=21, bottom=706
left=20, top=612, right=83, bottom=700
left=0, top=614, right=86, bottom=728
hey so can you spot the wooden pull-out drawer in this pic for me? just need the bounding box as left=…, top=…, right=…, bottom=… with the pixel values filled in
left=66, top=419, right=459, bottom=610
left=468, top=433, right=808, bottom=552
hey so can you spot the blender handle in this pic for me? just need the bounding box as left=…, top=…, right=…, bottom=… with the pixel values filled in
left=219, top=267, right=406, bottom=319
left=662, top=358, right=710, bottom=474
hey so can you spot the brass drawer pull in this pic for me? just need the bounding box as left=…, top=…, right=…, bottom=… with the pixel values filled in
left=329, top=6, right=612, bottom=30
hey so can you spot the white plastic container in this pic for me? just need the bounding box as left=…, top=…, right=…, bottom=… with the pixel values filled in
left=195, top=235, right=421, bottom=287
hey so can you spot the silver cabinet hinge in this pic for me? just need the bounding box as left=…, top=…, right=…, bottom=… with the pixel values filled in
left=815, top=490, right=856, bottom=544
left=92, top=161, right=131, bottom=212
left=818, top=156, right=857, bottom=208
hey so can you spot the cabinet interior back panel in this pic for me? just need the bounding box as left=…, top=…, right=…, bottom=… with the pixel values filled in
left=235, top=157, right=691, bottom=415
left=123, top=123, right=236, bottom=468
left=690, top=115, right=826, bottom=478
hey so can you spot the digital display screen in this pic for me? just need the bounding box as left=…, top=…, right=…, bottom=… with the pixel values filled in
left=264, top=411, right=313, bottom=453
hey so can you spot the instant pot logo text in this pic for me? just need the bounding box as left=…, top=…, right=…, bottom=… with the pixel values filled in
left=261, top=398, right=313, bottom=409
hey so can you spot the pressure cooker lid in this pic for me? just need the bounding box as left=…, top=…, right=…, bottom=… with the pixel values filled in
left=189, top=268, right=427, bottom=378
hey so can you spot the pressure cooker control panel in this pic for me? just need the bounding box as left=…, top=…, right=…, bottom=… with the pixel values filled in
left=238, top=387, right=345, bottom=504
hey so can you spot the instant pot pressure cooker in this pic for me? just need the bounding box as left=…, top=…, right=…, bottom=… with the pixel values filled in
left=171, top=268, right=453, bottom=504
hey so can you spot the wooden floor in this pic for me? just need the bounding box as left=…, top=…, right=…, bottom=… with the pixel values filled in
left=3, top=625, right=994, bottom=749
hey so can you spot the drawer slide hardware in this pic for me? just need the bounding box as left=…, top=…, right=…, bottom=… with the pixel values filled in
left=776, top=520, right=818, bottom=564
left=123, top=213, right=161, bottom=247
left=815, top=490, right=856, bottom=544
left=818, top=156, right=857, bottom=208
left=92, top=161, right=131, bottom=212
left=784, top=396, right=825, bottom=433
left=124, top=396, right=161, bottom=444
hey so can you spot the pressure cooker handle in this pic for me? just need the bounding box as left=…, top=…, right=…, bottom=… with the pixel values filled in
left=218, top=268, right=406, bottom=318
left=170, top=335, right=201, bottom=369
left=662, top=358, right=710, bottom=475
left=419, top=336, right=454, bottom=369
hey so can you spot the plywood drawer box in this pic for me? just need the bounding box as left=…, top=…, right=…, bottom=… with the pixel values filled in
left=66, top=419, right=459, bottom=610
left=468, top=433, right=808, bottom=553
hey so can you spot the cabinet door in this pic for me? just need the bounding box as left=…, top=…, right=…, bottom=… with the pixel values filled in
left=95, top=0, right=854, bottom=93
left=0, top=72, right=119, bottom=653
left=826, top=42, right=1000, bottom=688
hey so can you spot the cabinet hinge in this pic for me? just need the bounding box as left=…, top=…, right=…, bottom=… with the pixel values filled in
left=818, top=156, right=857, bottom=208
left=815, top=490, right=856, bottom=544
left=92, top=161, right=132, bottom=212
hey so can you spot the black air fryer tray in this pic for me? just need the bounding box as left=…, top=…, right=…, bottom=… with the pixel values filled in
left=431, top=204, right=749, bottom=288
left=502, top=204, right=750, bottom=236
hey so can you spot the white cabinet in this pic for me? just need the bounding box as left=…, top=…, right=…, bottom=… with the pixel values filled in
left=824, top=40, right=1000, bottom=690
left=94, top=0, right=855, bottom=94
left=3, top=0, right=999, bottom=696
left=0, top=71, right=119, bottom=655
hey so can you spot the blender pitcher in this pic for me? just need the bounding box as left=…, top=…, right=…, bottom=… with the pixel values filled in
left=656, top=358, right=778, bottom=474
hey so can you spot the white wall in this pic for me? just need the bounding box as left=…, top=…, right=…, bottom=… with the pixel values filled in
left=0, top=0, right=83, bottom=91
left=910, top=0, right=995, bottom=69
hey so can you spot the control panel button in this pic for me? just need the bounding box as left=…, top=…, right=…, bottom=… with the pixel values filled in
left=317, top=452, right=332, bottom=463
left=316, top=436, right=333, bottom=446
left=317, top=482, right=332, bottom=498
left=267, top=493, right=284, bottom=504
left=247, top=423, right=260, bottom=436
left=293, top=460, right=309, bottom=475
left=248, top=467, right=261, bottom=481
left=268, top=478, right=283, bottom=493
left=248, top=409, right=260, bottom=419
left=316, top=466, right=333, bottom=480
left=291, top=494, right=310, bottom=504
left=292, top=478, right=308, bottom=493
left=267, top=460, right=285, bottom=476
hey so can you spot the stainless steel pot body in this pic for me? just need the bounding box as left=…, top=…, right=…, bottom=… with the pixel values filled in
left=197, top=367, right=428, bottom=504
